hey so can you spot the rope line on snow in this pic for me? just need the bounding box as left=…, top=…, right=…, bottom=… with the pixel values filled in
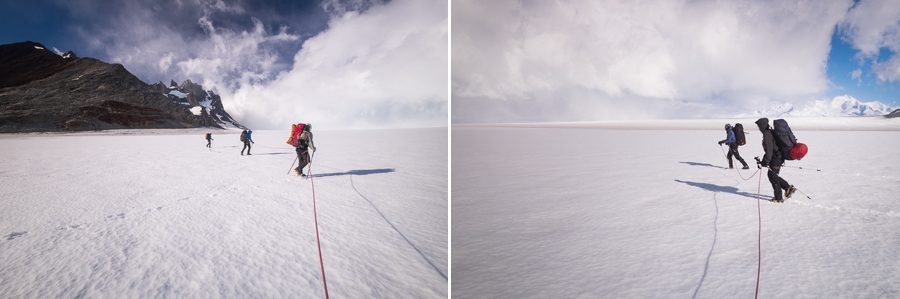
left=691, top=192, right=719, bottom=299
left=308, top=153, right=330, bottom=299
left=349, top=174, right=448, bottom=280
left=718, top=144, right=759, bottom=181
left=755, top=169, right=763, bottom=299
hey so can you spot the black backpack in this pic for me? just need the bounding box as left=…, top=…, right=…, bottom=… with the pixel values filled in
left=733, top=123, right=746, bottom=146
left=239, top=131, right=247, bottom=142
left=772, top=119, right=797, bottom=160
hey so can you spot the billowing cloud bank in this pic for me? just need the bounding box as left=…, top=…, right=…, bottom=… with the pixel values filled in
left=231, top=0, right=448, bottom=129
left=452, top=0, right=898, bottom=123
left=65, top=0, right=447, bottom=129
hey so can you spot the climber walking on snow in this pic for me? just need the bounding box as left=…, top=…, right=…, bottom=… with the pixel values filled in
left=295, top=124, right=316, bottom=176
left=718, top=123, right=749, bottom=169
left=240, top=129, right=254, bottom=155
left=755, top=118, right=796, bottom=203
left=205, top=132, right=213, bottom=148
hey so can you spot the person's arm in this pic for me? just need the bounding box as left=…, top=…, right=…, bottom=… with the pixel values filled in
left=309, top=132, right=316, bottom=152
left=762, top=132, right=774, bottom=166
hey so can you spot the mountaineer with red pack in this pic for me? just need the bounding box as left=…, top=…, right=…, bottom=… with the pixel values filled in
left=286, top=123, right=316, bottom=176
left=754, top=118, right=808, bottom=203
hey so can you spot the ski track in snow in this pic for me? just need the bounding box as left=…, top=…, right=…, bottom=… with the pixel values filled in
left=0, top=128, right=447, bottom=298
left=453, top=124, right=900, bottom=298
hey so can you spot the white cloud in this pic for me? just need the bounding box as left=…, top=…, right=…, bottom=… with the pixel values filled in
left=839, top=0, right=900, bottom=83
left=229, top=0, right=448, bottom=129
left=452, top=0, right=854, bottom=123
left=850, top=68, right=863, bottom=84
left=67, top=0, right=444, bottom=129
left=158, top=52, right=174, bottom=72
left=872, top=55, right=900, bottom=82
left=173, top=16, right=299, bottom=91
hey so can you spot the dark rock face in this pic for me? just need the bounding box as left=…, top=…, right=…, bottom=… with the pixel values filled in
left=0, top=41, right=243, bottom=132
left=150, top=79, right=243, bottom=128
left=886, top=109, right=900, bottom=118
left=0, top=41, right=72, bottom=88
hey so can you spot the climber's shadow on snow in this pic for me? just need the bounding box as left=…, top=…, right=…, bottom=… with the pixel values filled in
left=313, top=168, right=395, bottom=178
left=251, top=152, right=292, bottom=155
left=679, top=161, right=727, bottom=170
left=674, top=179, right=772, bottom=201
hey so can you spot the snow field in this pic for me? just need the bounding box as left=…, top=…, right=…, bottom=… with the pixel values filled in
left=452, top=124, right=900, bottom=298
left=0, top=128, right=447, bottom=298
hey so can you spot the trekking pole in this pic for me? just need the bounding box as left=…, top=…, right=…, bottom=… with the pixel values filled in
left=310, top=151, right=316, bottom=175
left=794, top=188, right=813, bottom=200
left=718, top=144, right=728, bottom=166
left=287, top=156, right=298, bottom=175
left=781, top=165, right=822, bottom=172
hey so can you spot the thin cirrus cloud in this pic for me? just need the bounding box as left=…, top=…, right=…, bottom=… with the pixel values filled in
left=451, top=0, right=900, bottom=123
left=60, top=0, right=446, bottom=129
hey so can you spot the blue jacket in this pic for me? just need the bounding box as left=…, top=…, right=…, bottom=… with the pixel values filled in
left=725, top=128, right=735, bottom=145
left=246, top=130, right=254, bottom=143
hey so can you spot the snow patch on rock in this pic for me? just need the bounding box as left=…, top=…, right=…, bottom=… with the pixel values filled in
left=168, top=90, right=188, bottom=99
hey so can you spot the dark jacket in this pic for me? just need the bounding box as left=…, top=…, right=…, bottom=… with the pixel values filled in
left=756, top=118, right=782, bottom=167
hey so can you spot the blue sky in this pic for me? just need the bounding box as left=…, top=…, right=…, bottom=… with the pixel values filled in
left=827, top=29, right=900, bottom=105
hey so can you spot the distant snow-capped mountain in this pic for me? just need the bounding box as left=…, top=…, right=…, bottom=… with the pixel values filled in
left=756, top=95, right=893, bottom=118
left=150, top=80, right=242, bottom=129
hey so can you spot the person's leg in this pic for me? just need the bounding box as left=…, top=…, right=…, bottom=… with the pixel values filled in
left=241, top=142, right=248, bottom=155
left=297, top=150, right=309, bottom=174
left=726, top=147, right=734, bottom=168
left=772, top=165, right=790, bottom=190
left=294, top=147, right=305, bottom=174
left=247, top=142, right=251, bottom=155
left=731, top=145, right=748, bottom=167
left=302, top=151, right=310, bottom=173
left=768, top=167, right=783, bottom=201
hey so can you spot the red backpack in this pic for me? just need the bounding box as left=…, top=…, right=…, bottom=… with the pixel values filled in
left=286, top=123, right=305, bottom=146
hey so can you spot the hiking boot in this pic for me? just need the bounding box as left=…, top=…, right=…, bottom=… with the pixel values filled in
left=772, top=198, right=784, bottom=203
left=742, top=165, right=750, bottom=170
left=785, top=185, right=797, bottom=198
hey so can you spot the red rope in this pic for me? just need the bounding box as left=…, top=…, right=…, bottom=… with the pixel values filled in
left=309, top=154, right=330, bottom=299
left=755, top=169, right=762, bottom=299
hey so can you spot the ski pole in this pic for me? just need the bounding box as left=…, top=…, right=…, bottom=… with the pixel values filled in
left=287, top=156, right=298, bottom=175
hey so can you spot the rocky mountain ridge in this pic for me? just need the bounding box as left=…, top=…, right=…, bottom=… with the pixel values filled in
left=0, top=41, right=242, bottom=132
